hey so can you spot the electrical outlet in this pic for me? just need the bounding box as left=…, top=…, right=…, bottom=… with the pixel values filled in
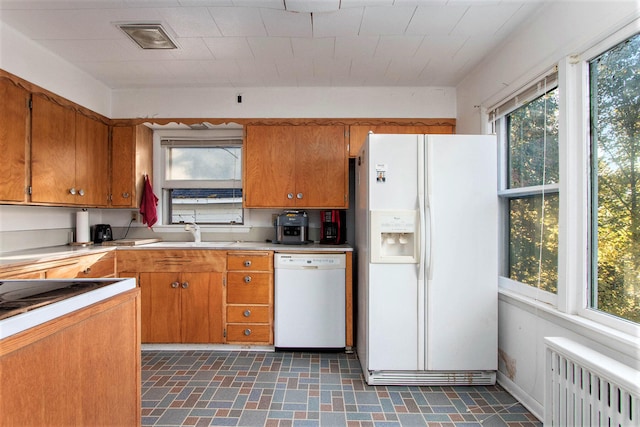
left=131, top=211, right=139, bottom=222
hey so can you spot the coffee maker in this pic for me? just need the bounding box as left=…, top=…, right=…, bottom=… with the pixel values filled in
left=320, top=210, right=346, bottom=244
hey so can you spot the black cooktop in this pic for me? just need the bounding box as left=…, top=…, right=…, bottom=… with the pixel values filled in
left=0, top=280, right=119, bottom=320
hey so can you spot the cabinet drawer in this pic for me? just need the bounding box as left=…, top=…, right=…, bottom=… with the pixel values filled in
left=227, top=271, right=271, bottom=287
left=227, top=252, right=273, bottom=271
left=227, top=280, right=271, bottom=305
left=46, top=252, right=115, bottom=278
left=227, top=305, right=270, bottom=323
left=226, top=324, right=271, bottom=343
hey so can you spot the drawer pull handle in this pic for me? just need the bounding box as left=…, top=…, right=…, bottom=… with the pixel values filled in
left=82, top=267, right=91, bottom=274
left=243, top=310, right=251, bottom=317
left=244, top=260, right=252, bottom=267
left=170, top=281, right=179, bottom=288
left=244, top=275, right=252, bottom=283
left=122, top=192, right=130, bottom=198
left=182, top=281, right=189, bottom=289
left=244, top=328, right=252, bottom=336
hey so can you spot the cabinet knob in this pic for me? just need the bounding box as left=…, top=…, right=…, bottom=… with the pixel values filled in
left=82, top=267, right=91, bottom=274
left=122, top=192, right=130, bottom=198
left=297, top=193, right=303, bottom=199
left=243, top=310, right=251, bottom=317
left=182, top=281, right=189, bottom=289
left=287, top=193, right=294, bottom=199
left=78, top=188, right=85, bottom=196
left=244, top=275, right=252, bottom=283
left=244, top=329, right=252, bottom=336
left=69, top=187, right=77, bottom=195
left=244, top=260, right=252, bottom=267
left=170, top=281, right=179, bottom=288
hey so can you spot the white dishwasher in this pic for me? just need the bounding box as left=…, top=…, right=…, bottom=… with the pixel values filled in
left=274, top=253, right=346, bottom=349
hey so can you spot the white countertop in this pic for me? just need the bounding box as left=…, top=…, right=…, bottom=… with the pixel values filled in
left=0, top=241, right=352, bottom=270
left=0, top=278, right=136, bottom=340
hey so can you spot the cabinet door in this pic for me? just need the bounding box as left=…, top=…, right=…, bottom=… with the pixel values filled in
left=0, top=79, right=29, bottom=202
left=244, top=125, right=296, bottom=208
left=31, top=95, right=76, bottom=204
left=75, top=114, right=109, bottom=206
left=295, top=125, right=348, bottom=208
left=140, top=272, right=181, bottom=343
left=180, top=272, right=224, bottom=343
left=111, top=125, right=153, bottom=208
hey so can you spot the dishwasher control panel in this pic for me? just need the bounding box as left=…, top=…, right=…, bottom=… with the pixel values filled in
left=274, top=253, right=346, bottom=269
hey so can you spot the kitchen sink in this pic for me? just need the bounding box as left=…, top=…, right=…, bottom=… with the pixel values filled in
left=142, top=241, right=236, bottom=248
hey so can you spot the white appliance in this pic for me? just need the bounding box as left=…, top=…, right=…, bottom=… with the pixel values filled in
left=274, top=253, right=346, bottom=348
left=355, top=133, right=498, bottom=385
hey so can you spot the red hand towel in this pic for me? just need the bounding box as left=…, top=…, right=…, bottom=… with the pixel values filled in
left=140, top=175, right=159, bottom=228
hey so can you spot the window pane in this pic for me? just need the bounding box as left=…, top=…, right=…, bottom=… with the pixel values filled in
left=509, top=194, right=559, bottom=293
left=589, top=33, right=640, bottom=324
left=166, top=147, right=241, bottom=180
left=507, top=89, right=559, bottom=188
left=170, top=189, right=243, bottom=224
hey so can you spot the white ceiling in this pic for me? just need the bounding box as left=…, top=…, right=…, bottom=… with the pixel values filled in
left=0, top=0, right=544, bottom=89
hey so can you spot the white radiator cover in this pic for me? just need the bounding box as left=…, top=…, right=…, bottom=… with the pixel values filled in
left=544, top=337, right=640, bottom=426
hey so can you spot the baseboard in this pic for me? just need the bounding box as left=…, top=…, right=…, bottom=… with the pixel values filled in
left=497, top=371, right=543, bottom=422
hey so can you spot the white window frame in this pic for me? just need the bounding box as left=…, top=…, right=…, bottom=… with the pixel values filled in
left=493, top=70, right=560, bottom=307
left=569, top=23, right=640, bottom=336
left=151, top=128, right=251, bottom=233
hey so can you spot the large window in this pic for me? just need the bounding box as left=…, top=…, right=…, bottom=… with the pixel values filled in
left=161, top=139, right=243, bottom=225
left=589, top=33, right=640, bottom=324
left=494, top=74, right=560, bottom=297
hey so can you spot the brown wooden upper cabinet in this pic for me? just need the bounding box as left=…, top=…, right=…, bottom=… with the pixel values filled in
left=110, top=125, right=153, bottom=208
left=349, top=124, right=455, bottom=157
left=31, top=94, right=109, bottom=206
left=0, top=78, right=29, bottom=203
left=244, top=125, right=349, bottom=209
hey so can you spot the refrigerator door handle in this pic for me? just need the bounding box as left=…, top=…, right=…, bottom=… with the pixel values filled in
left=417, top=140, right=426, bottom=282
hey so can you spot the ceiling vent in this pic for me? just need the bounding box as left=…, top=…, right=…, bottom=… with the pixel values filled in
left=118, top=23, right=177, bottom=50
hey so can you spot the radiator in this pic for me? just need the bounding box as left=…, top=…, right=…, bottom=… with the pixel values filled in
left=544, top=337, right=640, bottom=426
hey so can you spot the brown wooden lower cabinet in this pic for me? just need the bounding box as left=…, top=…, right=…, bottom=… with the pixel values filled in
left=139, top=271, right=224, bottom=343
left=0, top=288, right=141, bottom=427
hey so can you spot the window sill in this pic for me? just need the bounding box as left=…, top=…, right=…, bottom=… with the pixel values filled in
left=151, top=225, right=252, bottom=234
left=498, top=288, right=640, bottom=363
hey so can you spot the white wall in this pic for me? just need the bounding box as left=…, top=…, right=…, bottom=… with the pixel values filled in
left=112, top=86, right=455, bottom=119
left=0, top=21, right=112, bottom=116
left=456, top=1, right=640, bottom=419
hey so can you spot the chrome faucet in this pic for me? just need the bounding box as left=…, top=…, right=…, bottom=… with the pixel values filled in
left=184, top=222, right=201, bottom=243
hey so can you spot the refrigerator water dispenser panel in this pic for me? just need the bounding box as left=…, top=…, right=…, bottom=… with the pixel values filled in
left=370, top=210, right=419, bottom=263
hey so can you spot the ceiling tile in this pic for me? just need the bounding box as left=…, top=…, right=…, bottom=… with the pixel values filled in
left=450, top=3, right=523, bottom=37
left=260, top=8, right=311, bottom=37
left=203, top=36, right=254, bottom=58
left=334, top=36, right=379, bottom=58
left=359, top=6, right=416, bottom=35
left=375, top=35, right=424, bottom=58
left=405, top=5, right=468, bottom=36
left=312, top=8, right=363, bottom=38
left=291, top=37, right=335, bottom=59
left=157, top=7, right=222, bottom=37
left=285, top=0, right=340, bottom=13
left=207, top=6, right=267, bottom=36
left=247, top=36, right=293, bottom=59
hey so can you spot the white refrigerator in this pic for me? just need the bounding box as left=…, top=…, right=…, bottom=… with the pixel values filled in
left=355, top=133, right=498, bottom=385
